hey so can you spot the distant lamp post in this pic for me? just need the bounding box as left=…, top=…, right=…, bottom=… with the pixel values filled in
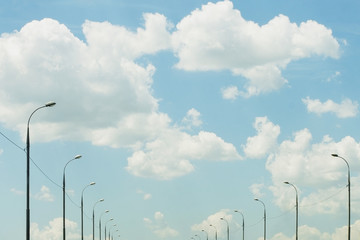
left=26, top=101, right=56, bottom=240
left=201, top=229, right=208, bottom=240
left=255, top=198, right=266, bottom=240
left=99, top=210, right=109, bottom=240
left=93, top=199, right=104, bottom=240
left=234, top=210, right=245, bottom=240
left=81, top=182, right=96, bottom=240
left=109, top=224, right=117, bottom=240
left=332, top=153, right=351, bottom=240
left=209, top=224, right=217, bottom=240
left=284, top=181, right=298, bottom=240
left=220, top=218, right=229, bottom=240
left=195, top=234, right=201, bottom=240
left=63, top=154, right=82, bottom=240
left=105, top=218, right=114, bottom=240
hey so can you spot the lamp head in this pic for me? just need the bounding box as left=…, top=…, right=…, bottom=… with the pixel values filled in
left=74, top=155, right=82, bottom=159
left=284, top=181, right=290, bottom=184
left=45, top=101, right=56, bottom=107
left=254, top=198, right=259, bottom=201
left=90, top=182, right=96, bottom=185
left=100, top=198, right=104, bottom=202
left=331, top=153, right=339, bottom=157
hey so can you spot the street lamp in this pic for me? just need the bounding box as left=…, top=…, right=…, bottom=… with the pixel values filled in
left=81, top=182, right=96, bottom=240
left=201, top=229, right=208, bottom=240
left=99, top=210, right=109, bottom=240
left=209, top=224, right=217, bottom=240
left=195, top=234, right=201, bottom=240
left=26, top=101, right=56, bottom=240
left=332, top=153, right=351, bottom=240
left=234, top=210, right=244, bottom=240
left=109, top=224, right=117, bottom=240
left=255, top=198, right=266, bottom=240
left=93, top=199, right=104, bottom=240
left=284, top=181, right=298, bottom=240
left=105, top=218, right=114, bottom=240
left=63, top=154, right=82, bottom=240
left=220, top=218, right=229, bottom=240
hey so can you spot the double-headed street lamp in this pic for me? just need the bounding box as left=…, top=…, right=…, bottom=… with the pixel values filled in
left=93, top=199, right=104, bottom=240
left=255, top=198, right=266, bottom=240
left=99, top=210, right=109, bottom=240
left=26, top=101, right=56, bottom=240
left=220, top=218, right=229, bottom=240
left=332, top=153, right=351, bottom=240
left=81, top=182, right=96, bottom=240
left=234, top=210, right=244, bottom=240
left=63, top=154, right=82, bottom=240
left=284, top=182, right=298, bottom=240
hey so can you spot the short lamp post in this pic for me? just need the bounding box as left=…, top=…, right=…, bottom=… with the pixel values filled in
left=81, top=182, right=96, bottom=240
left=284, top=181, right=298, bottom=240
left=255, top=198, right=266, bottom=240
left=234, top=210, right=244, bottom=240
left=26, top=101, right=56, bottom=240
left=93, top=199, right=104, bottom=240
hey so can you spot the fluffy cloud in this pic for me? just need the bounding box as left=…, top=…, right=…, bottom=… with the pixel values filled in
left=171, top=0, right=340, bottom=97
left=221, top=86, right=240, bottom=100
left=34, top=185, right=55, bottom=202
left=182, top=108, right=203, bottom=128
left=243, top=116, right=280, bottom=159
left=302, top=97, right=359, bottom=118
left=0, top=16, right=240, bottom=180
left=144, top=211, right=178, bottom=238
left=31, top=218, right=79, bottom=240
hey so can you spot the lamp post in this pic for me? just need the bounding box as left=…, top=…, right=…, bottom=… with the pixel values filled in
left=332, top=153, right=351, bottom=240
left=201, top=229, right=208, bottom=240
left=284, top=182, right=298, bottom=240
left=195, top=234, right=201, bottom=240
left=81, top=182, right=96, bottom=240
left=234, top=210, right=244, bottom=240
left=209, top=224, right=217, bottom=240
left=26, top=101, right=56, bottom=240
left=220, top=218, right=229, bottom=240
left=99, top=210, right=109, bottom=240
left=93, top=199, right=104, bottom=240
left=109, top=224, right=117, bottom=240
left=255, top=198, right=266, bottom=240
left=63, top=154, right=82, bottom=240
left=105, top=218, right=114, bottom=240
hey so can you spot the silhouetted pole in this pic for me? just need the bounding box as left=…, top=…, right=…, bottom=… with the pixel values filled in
left=93, top=199, right=104, bottom=240
left=332, top=153, right=351, bottom=240
left=284, top=182, right=298, bottom=240
left=26, top=101, right=56, bottom=240
left=63, top=154, right=82, bottom=240
left=255, top=198, right=266, bottom=240
left=234, top=210, right=245, bottom=240
left=81, top=182, right=96, bottom=240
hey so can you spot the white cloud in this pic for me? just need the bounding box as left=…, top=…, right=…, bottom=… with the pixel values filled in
left=126, top=130, right=241, bottom=180
left=144, top=211, right=178, bottom=238
left=182, top=108, right=203, bottom=128
left=11, top=188, right=24, bottom=195
left=221, top=86, right=240, bottom=100
left=31, top=218, right=79, bottom=240
left=302, top=97, right=359, bottom=118
left=137, top=189, right=152, bottom=200
left=171, top=1, right=340, bottom=97
left=0, top=17, right=240, bottom=180
left=243, top=116, right=280, bottom=159
left=34, top=185, right=55, bottom=202
left=249, top=183, right=266, bottom=199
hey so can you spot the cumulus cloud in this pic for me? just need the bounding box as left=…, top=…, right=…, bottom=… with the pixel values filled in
left=243, top=116, right=280, bottom=159
left=302, top=97, right=359, bottom=118
left=34, top=185, right=55, bottom=202
left=182, top=108, right=203, bottom=128
left=31, top=218, right=79, bottom=240
left=171, top=0, right=340, bottom=97
left=221, top=86, right=240, bottom=100
left=0, top=16, right=240, bottom=180
left=144, top=211, right=178, bottom=238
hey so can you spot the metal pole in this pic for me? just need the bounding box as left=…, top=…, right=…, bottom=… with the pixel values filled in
left=81, top=183, right=95, bottom=240
left=284, top=182, right=298, bottom=240
left=255, top=199, right=266, bottom=240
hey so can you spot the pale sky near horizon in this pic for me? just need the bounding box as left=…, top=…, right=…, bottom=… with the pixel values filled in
left=1, top=0, right=360, bottom=240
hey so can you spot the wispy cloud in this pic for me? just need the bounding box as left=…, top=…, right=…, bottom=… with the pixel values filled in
left=302, top=97, right=359, bottom=118
left=144, top=212, right=178, bottom=238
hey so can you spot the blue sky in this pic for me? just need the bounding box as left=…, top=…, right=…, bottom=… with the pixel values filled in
left=1, top=0, right=360, bottom=239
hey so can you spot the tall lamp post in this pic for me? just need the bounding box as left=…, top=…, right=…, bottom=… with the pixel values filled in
left=99, top=210, right=109, bottom=240
left=26, top=101, right=56, bottom=240
left=332, top=153, right=351, bottom=240
left=81, top=182, right=96, bottom=240
left=220, top=218, right=229, bottom=240
left=63, top=154, right=82, bottom=240
left=209, top=224, right=217, bottom=240
left=255, top=198, right=266, bottom=240
left=234, top=210, right=244, bottom=240
left=201, top=229, right=208, bottom=240
left=105, top=218, right=114, bottom=240
left=284, top=181, right=298, bottom=240
left=93, top=199, right=104, bottom=240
